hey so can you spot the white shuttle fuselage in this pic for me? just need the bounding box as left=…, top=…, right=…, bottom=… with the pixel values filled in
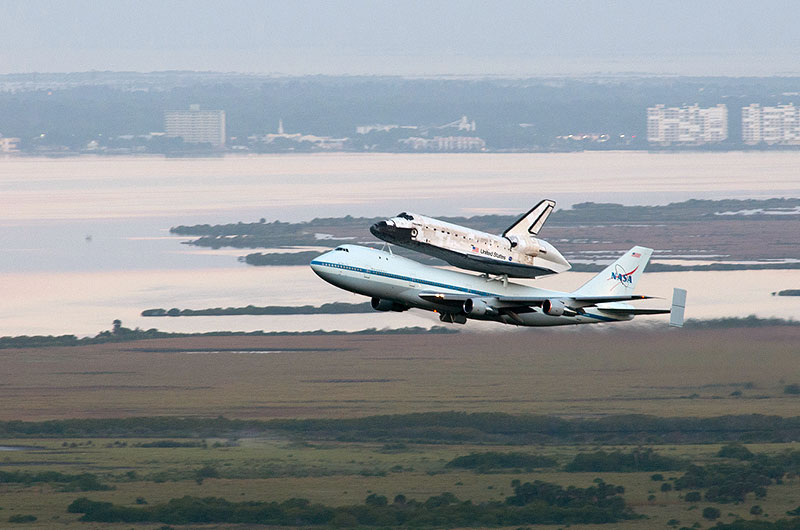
left=370, top=200, right=570, bottom=278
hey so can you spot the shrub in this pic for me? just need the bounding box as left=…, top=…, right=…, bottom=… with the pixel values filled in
left=702, top=506, right=721, bottom=520
left=137, top=440, right=203, bottom=448
left=446, top=451, right=557, bottom=471
left=195, top=465, right=219, bottom=479
left=332, top=512, right=358, bottom=527
left=685, top=491, right=702, bottom=502
left=565, top=449, right=684, bottom=472
left=67, top=479, right=635, bottom=526
left=674, top=462, right=776, bottom=503
left=8, top=514, right=37, bottom=523
left=716, top=444, right=754, bottom=460
left=0, top=470, right=110, bottom=491
left=364, top=494, right=387, bottom=507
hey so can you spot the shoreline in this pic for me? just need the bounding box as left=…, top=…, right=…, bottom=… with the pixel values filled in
left=5, top=149, right=800, bottom=161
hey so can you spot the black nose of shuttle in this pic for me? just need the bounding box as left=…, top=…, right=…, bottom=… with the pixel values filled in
left=371, top=220, right=413, bottom=244
left=370, top=221, right=389, bottom=240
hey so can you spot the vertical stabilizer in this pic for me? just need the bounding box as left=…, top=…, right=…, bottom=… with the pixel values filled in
left=573, top=246, right=653, bottom=296
left=503, top=199, right=556, bottom=238
left=669, top=288, right=687, bottom=328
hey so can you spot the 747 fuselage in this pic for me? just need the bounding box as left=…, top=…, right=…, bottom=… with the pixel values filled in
left=310, top=244, right=686, bottom=328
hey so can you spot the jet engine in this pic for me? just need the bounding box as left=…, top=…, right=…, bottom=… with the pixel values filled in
left=542, top=299, right=566, bottom=316
left=370, top=297, right=409, bottom=312
left=462, top=298, right=497, bottom=316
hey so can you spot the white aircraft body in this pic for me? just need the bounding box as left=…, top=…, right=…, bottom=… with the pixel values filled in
left=369, top=200, right=570, bottom=278
left=310, top=244, right=686, bottom=328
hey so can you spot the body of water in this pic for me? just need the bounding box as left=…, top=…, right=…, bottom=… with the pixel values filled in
left=1, top=152, right=798, bottom=336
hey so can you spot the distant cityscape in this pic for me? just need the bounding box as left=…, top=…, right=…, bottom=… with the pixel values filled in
left=1, top=73, right=800, bottom=155
left=648, top=103, right=800, bottom=146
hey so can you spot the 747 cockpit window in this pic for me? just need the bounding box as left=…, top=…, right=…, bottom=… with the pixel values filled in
left=334, top=247, right=349, bottom=252
left=397, top=212, right=415, bottom=221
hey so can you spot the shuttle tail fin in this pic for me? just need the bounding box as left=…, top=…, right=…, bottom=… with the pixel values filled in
left=573, top=246, right=653, bottom=297
left=503, top=199, right=555, bottom=238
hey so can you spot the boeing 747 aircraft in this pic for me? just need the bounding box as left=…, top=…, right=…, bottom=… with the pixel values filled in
left=370, top=200, right=570, bottom=278
left=310, top=244, right=686, bottom=328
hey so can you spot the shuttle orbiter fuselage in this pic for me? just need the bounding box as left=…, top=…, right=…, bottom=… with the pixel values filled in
left=370, top=200, right=570, bottom=278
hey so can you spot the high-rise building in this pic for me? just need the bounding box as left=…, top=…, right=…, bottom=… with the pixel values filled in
left=0, top=135, right=20, bottom=153
left=164, top=104, right=226, bottom=146
left=647, top=104, right=728, bottom=145
left=742, top=104, right=800, bottom=145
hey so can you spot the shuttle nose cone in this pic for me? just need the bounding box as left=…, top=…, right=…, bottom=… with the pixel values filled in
left=371, top=219, right=413, bottom=244
left=370, top=221, right=389, bottom=240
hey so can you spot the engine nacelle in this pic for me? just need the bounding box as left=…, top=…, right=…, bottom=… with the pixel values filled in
left=506, top=235, right=541, bottom=257
left=463, top=298, right=495, bottom=316
left=371, top=297, right=408, bottom=312
left=542, top=299, right=566, bottom=316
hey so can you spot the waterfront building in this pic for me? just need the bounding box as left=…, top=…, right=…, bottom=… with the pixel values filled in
left=399, top=135, right=486, bottom=151
left=0, top=136, right=20, bottom=153
left=164, top=104, right=226, bottom=146
left=249, top=119, right=348, bottom=150
left=742, top=103, right=800, bottom=145
left=647, top=104, right=728, bottom=145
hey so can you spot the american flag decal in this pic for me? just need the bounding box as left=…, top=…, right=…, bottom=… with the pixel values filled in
left=631, top=252, right=641, bottom=258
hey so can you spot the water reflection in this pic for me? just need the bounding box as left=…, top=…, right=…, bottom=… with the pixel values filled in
left=2, top=265, right=797, bottom=337
left=3, top=152, right=800, bottom=222
left=1, top=153, right=798, bottom=336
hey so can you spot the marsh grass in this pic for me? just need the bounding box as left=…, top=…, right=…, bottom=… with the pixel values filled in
left=1, top=439, right=800, bottom=528
left=1, top=327, right=798, bottom=421
left=1, top=328, right=798, bottom=527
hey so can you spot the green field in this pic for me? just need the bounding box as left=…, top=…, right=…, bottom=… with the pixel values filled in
left=2, top=437, right=800, bottom=529
left=2, top=327, right=799, bottom=421
left=1, top=327, right=799, bottom=528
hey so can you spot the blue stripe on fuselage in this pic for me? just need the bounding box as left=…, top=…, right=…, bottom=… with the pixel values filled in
left=310, top=259, right=496, bottom=297
left=310, top=259, right=623, bottom=323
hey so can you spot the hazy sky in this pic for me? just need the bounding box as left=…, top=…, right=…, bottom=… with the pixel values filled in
left=2, top=1, right=799, bottom=76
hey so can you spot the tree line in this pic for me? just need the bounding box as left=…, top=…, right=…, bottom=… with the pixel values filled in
left=0, top=324, right=454, bottom=350
left=2, top=413, right=800, bottom=444
left=141, top=301, right=372, bottom=317
left=67, top=478, right=636, bottom=526
left=0, top=470, right=111, bottom=492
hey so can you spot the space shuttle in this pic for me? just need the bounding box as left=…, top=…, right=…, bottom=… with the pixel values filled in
left=370, top=200, right=571, bottom=278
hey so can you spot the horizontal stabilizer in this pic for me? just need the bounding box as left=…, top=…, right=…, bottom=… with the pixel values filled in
left=669, top=288, right=687, bottom=328
left=598, top=308, right=671, bottom=316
